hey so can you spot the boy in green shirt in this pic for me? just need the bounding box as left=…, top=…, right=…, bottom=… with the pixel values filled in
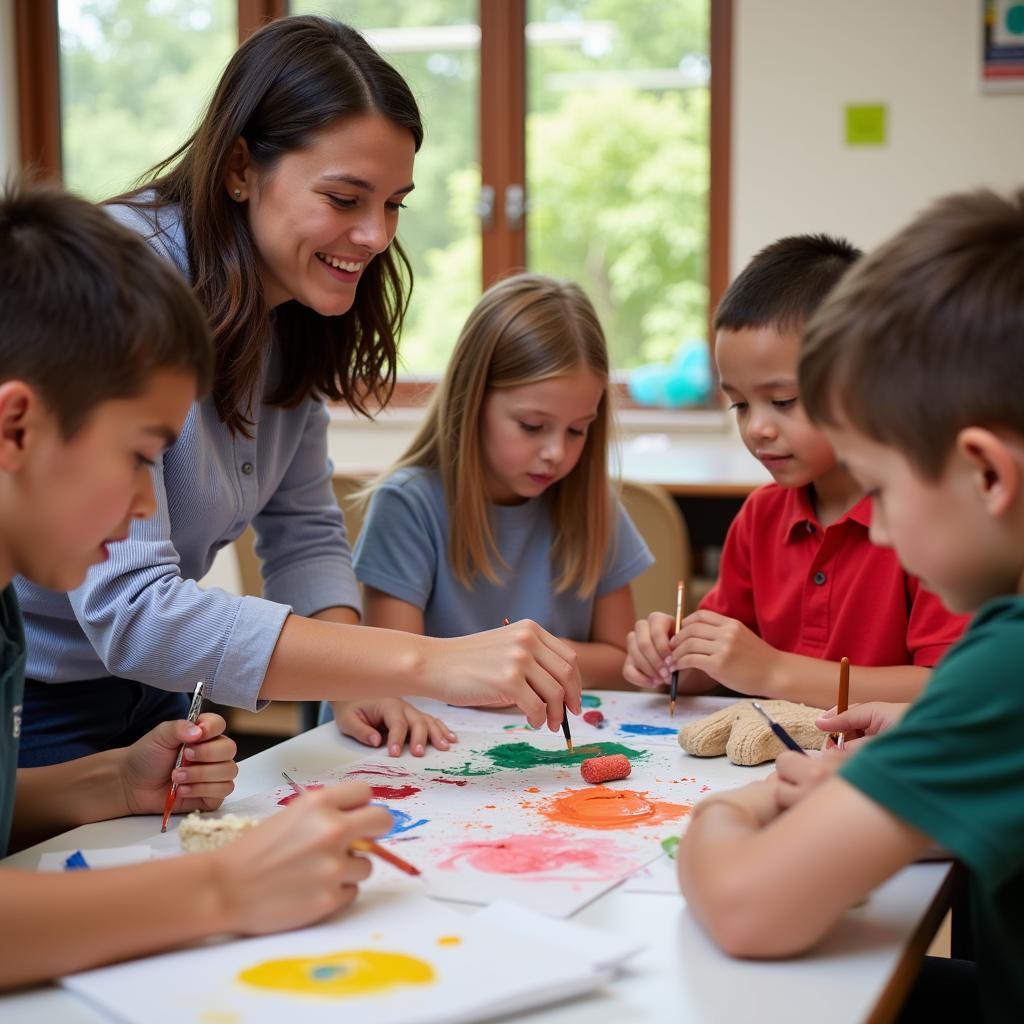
left=0, top=183, right=391, bottom=988
left=677, top=187, right=1024, bottom=1022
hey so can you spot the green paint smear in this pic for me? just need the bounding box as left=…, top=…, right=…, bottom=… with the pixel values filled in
left=424, top=761, right=498, bottom=777
left=502, top=722, right=537, bottom=731
left=661, top=835, right=680, bottom=860
left=481, top=741, right=647, bottom=770
left=581, top=694, right=602, bottom=708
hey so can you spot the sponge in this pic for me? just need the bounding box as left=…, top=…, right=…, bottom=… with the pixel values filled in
left=580, top=753, right=631, bottom=784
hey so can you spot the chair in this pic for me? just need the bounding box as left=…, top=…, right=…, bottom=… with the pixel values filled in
left=620, top=480, right=693, bottom=620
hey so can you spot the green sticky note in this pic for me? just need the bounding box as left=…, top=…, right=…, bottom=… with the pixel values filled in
left=845, top=104, right=887, bottom=146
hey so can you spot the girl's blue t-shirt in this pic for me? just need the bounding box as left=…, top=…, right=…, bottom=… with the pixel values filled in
left=353, top=467, right=653, bottom=639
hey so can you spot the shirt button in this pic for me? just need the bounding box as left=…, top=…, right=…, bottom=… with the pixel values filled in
left=241, top=462, right=254, bottom=476
left=813, top=571, right=827, bottom=585
left=806, top=522, right=815, bottom=533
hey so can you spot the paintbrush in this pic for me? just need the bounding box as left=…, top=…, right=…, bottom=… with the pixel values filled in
left=160, top=680, right=205, bottom=832
left=751, top=701, right=808, bottom=756
left=281, top=771, right=421, bottom=877
left=827, top=659, right=851, bottom=749
left=504, top=616, right=572, bottom=751
left=669, top=579, right=685, bottom=717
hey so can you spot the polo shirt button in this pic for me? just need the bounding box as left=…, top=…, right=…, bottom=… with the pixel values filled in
left=813, top=571, right=827, bottom=585
left=806, top=522, right=815, bottom=533
left=241, top=462, right=254, bottom=476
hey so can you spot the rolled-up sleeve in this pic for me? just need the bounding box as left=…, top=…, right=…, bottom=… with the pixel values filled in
left=68, top=456, right=289, bottom=711
left=253, top=400, right=361, bottom=618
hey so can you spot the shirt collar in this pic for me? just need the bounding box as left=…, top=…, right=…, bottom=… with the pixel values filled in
left=783, top=486, right=872, bottom=539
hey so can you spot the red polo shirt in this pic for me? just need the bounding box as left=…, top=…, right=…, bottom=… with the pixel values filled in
left=700, top=484, right=968, bottom=667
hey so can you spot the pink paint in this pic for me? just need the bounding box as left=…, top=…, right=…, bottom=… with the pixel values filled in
left=345, top=764, right=410, bottom=779
left=436, top=834, right=638, bottom=880
left=369, top=784, right=421, bottom=800
left=276, top=783, right=324, bottom=806
left=431, top=777, right=468, bottom=787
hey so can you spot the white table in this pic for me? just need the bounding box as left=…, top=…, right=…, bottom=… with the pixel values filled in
left=0, top=696, right=951, bottom=1024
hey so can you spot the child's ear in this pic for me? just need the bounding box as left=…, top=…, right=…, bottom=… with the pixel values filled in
left=0, top=381, right=39, bottom=472
left=956, top=426, right=1020, bottom=518
left=223, top=136, right=254, bottom=203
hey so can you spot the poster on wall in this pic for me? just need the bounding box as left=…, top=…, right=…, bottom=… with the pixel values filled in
left=982, top=0, right=1024, bottom=90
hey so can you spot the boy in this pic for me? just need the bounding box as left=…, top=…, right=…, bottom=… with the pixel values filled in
left=678, top=188, right=1024, bottom=1021
left=0, top=182, right=391, bottom=988
left=623, top=235, right=967, bottom=706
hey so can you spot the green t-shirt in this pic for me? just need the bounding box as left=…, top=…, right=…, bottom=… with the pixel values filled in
left=841, top=595, right=1024, bottom=1023
left=0, top=584, right=27, bottom=858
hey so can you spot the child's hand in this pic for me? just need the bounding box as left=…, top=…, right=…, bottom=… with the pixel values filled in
left=332, top=698, right=457, bottom=757
left=120, top=713, right=238, bottom=817
left=816, top=701, right=909, bottom=749
left=214, top=783, right=393, bottom=935
left=426, top=620, right=581, bottom=732
left=623, top=611, right=676, bottom=688
left=692, top=777, right=782, bottom=829
left=774, top=748, right=849, bottom=810
left=670, top=610, right=779, bottom=695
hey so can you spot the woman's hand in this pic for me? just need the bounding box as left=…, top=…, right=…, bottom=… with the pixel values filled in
left=332, top=698, right=457, bottom=756
left=213, top=783, right=393, bottom=934
left=120, top=713, right=238, bottom=817
left=426, top=620, right=582, bottom=732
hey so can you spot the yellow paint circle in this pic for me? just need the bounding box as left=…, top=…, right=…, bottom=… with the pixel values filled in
left=238, top=949, right=435, bottom=998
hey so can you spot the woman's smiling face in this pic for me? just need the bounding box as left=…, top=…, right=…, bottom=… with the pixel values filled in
left=239, top=112, right=416, bottom=315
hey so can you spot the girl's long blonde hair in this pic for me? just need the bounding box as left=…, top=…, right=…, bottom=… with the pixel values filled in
left=385, top=273, right=614, bottom=596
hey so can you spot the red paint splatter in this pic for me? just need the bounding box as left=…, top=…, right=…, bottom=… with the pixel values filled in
left=369, top=784, right=421, bottom=800
left=436, top=834, right=640, bottom=880
left=582, top=710, right=605, bottom=727
left=700, top=784, right=711, bottom=793
left=431, top=777, right=468, bottom=787
left=483, top=804, right=496, bottom=809
left=276, top=783, right=324, bottom=806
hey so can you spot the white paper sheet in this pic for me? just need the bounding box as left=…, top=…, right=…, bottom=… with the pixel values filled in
left=62, top=893, right=624, bottom=1024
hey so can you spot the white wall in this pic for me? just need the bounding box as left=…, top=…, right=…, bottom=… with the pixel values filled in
left=0, top=0, right=17, bottom=180
left=731, top=0, right=1024, bottom=272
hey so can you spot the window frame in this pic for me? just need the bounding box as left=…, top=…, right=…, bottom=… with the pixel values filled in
left=14, top=0, right=731, bottom=404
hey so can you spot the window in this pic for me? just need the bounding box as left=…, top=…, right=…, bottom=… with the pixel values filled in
left=17, top=0, right=728, bottom=387
left=59, top=0, right=235, bottom=201
left=526, top=1, right=710, bottom=370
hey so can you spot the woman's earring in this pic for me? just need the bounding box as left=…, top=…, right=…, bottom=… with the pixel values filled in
left=233, top=188, right=242, bottom=200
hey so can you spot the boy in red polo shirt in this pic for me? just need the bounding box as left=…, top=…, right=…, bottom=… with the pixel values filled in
left=623, top=235, right=968, bottom=706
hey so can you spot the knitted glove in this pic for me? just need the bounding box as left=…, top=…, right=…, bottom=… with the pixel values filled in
left=678, top=699, right=826, bottom=766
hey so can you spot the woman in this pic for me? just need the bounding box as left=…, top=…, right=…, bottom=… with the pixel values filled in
left=17, top=16, right=580, bottom=768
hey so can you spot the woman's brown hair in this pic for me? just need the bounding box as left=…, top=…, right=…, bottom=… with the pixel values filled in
left=380, top=273, right=615, bottom=597
left=115, top=15, right=422, bottom=434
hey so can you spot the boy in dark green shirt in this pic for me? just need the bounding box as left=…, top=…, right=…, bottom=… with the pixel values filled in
left=676, top=187, right=1024, bottom=1023
left=0, top=183, right=391, bottom=987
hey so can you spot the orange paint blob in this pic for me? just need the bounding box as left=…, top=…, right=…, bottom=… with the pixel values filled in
left=524, top=787, right=540, bottom=793
left=537, top=786, right=691, bottom=830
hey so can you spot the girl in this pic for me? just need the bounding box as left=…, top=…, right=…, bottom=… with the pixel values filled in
left=343, top=273, right=653, bottom=717
left=16, top=16, right=581, bottom=768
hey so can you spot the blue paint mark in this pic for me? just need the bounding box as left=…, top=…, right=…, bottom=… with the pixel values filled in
left=373, top=803, right=429, bottom=838
left=618, top=723, right=678, bottom=737
left=310, top=964, right=349, bottom=981
left=63, top=850, right=90, bottom=871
